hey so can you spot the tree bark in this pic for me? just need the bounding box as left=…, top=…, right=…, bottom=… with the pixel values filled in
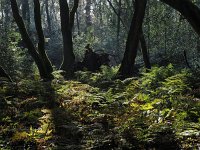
left=117, top=0, right=122, bottom=43
left=161, top=0, right=200, bottom=36
left=140, top=29, right=151, bottom=69
left=183, top=50, right=191, bottom=68
left=107, top=0, right=150, bottom=68
left=22, top=0, right=30, bottom=32
left=118, top=0, right=147, bottom=77
left=59, top=0, right=79, bottom=77
left=10, top=0, right=53, bottom=80
left=33, top=0, right=53, bottom=74
left=45, top=0, right=52, bottom=34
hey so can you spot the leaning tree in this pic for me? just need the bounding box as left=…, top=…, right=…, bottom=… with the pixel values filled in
left=10, top=0, right=53, bottom=80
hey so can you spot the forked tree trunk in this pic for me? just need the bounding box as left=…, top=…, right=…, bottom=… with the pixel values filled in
left=118, top=0, right=147, bottom=77
left=59, top=0, right=79, bottom=77
left=10, top=0, right=53, bottom=80
left=107, top=0, right=149, bottom=66
left=34, top=0, right=53, bottom=75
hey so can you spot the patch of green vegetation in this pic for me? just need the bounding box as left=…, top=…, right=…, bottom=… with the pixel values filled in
left=0, top=64, right=200, bottom=149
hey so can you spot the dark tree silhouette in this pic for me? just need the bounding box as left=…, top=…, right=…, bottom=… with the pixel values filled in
left=59, top=0, right=79, bottom=77
left=22, top=0, right=30, bottom=32
left=118, top=0, right=147, bottom=77
left=140, top=29, right=151, bottom=69
left=10, top=0, right=53, bottom=80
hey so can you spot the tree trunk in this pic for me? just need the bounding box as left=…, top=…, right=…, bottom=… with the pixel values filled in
left=85, top=0, right=92, bottom=28
left=59, top=0, right=79, bottom=77
left=22, top=0, right=30, bottom=32
left=76, top=12, right=80, bottom=35
left=116, top=0, right=122, bottom=57
left=184, top=50, right=191, bottom=68
left=161, top=0, right=200, bottom=36
left=45, top=0, right=51, bottom=34
left=140, top=29, right=151, bottom=69
left=197, top=39, right=200, bottom=54
left=34, top=0, right=53, bottom=74
left=118, top=0, right=147, bottom=77
left=10, top=0, right=53, bottom=80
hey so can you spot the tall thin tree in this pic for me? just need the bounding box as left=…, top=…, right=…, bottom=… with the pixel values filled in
left=59, top=0, right=79, bottom=77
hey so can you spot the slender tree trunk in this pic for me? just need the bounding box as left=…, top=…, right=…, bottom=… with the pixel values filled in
left=117, top=0, right=121, bottom=43
left=34, top=0, right=53, bottom=74
left=197, top=39, right=200, bottom=54
left=116, top=0, right=122, bottom=62
left=140, top=29, right=151, bottom=69
left=22, top=0, right=30, bottom=32
left=118, top=0, right=147, bottom=77
left=59, top=0, right=79, bottom=77
left=147, top=1, right=150, bottom=55
left=10, top=0, right=53, bottom=80
left=164, top=20, right=167, bottom=55
left=76, top=12, right=80, bottom=35
left=45, top=0, right=52, bottom=33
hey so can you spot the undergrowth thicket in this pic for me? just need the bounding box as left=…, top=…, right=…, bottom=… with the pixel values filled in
left=0, top=64, right=200, bottom=149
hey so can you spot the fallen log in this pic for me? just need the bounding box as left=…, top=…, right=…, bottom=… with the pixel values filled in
left=75, top=44, right=110, bottom=72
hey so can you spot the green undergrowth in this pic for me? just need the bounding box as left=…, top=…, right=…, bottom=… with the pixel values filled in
left=0, top=64, right=200, bottom=149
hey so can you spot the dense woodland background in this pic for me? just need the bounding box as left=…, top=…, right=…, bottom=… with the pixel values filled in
left=0, top=0, right=200, bottom=79
left=0, top=0, right=200, bottom=149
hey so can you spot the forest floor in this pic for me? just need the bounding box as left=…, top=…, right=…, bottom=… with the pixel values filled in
left=0, top=65, right=200, bottom=150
